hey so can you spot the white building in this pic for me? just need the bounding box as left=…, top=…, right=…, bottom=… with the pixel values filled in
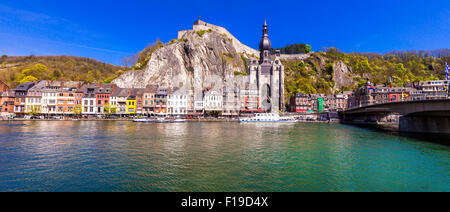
left=26, top=81, right=47, bottom=114
left=204, top=88, right=223, bottom=112
left=416, top=80, right=450, bottom=99
left=82, top=85, right=97, bottom=115
left=167, top=88, right=188, bottom=115
left=41, top=84, right=59, bottom=115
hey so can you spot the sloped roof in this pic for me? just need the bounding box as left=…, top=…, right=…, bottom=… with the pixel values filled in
left=15, top=81, right=36, bottom=91
left=144, top=84, right=159, bottom=93
left=111, top=88, right=130, bottom=97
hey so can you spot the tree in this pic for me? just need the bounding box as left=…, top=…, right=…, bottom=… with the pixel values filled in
left=19, top=75, right=38, bottom=84
left=305, top=44, right=312, bottom=53
left=51, top=69, right=62, bottom=79
left=21, top=63, right=49, bottom=79
left=73, top=105, right=83, bottom=117
left=121, top=53, right=139, bottom=68
left=26, top=105, right=40, bottom=116
left=103, top=103, right=117, bottom=117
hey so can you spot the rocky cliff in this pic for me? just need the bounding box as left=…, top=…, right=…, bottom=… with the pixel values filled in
left=332, top=60, right=355, bottom=91
left=113, top=20, right=259, bottom=90
left=113, top=29, right=248, bottom=89
left=113, top=21, right=357, bottom=95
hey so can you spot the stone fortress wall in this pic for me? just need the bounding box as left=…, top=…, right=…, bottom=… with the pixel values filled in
left=178, top=20, right=260, bottom=57
left=280, top=53, right=310, bottom=60
left=178, top=20, right=311, bottom=61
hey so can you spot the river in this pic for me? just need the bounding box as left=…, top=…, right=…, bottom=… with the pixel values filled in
left=0, top=121, right=448, bottom=191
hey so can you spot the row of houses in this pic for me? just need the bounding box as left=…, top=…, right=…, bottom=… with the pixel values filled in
left=0, top=80, right=278, bottom=118
left=348, top=79, right=450, bottom=109
left=2, top=78, right=448, bottom=119
left=287, top=79, right=450, bottom=113
left=288, top=91, right=353, bottom=113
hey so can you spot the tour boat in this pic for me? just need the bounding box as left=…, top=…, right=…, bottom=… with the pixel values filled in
left=155, top=117, right=170, bottom=123
left=133, top=117, right=155, bottom=123
left=173, top=118, right=187, bottom=123
left=278, top=116, right=298, bottom=123
left=239, top=113, right=298, bottom=123
left=172, top=116, right=187, bottom=123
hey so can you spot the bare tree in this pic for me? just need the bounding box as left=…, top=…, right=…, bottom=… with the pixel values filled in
left=121, top=53, right=139, bottom=68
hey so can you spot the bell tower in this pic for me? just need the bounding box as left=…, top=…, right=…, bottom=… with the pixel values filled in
left=259, top=20, right=272, bottom=65
left=246, top=19, right=285, bottom=112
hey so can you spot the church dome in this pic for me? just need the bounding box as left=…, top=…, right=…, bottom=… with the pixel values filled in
left=259, top=37, right=272, bottom=51
left=259, top=21, right=271, bottom=51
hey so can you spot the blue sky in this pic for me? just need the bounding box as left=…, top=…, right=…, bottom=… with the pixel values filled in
left=0, top=0, right=449, bottom=65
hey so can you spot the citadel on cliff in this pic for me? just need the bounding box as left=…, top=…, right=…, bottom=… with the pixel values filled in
left=182, top=19, right=285, bottom=113
left=113, top=19, right=286, bottom=113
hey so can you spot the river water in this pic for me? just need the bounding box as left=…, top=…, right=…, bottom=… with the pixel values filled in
left=0, top=121, right=448, bottom=191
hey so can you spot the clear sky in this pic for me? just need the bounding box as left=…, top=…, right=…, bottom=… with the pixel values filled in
left=0, top=0, right=449, bottom=65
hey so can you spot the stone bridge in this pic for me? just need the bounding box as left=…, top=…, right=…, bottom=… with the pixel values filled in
left=342, top=99, right=450, bottom=134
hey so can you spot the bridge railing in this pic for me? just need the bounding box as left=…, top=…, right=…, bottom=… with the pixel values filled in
left=346, top=96, right=450, bottom=111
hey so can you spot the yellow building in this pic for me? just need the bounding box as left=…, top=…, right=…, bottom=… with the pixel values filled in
left=126, top=96, right=136, bottom=114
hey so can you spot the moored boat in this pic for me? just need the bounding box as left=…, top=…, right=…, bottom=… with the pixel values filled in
left=155, top=117, right=170, bottom=123
left=173, top=118, right=187, bottom=123
left=133, top=117, right=155, bottom=123
left=239, top=113, right=298, bottom=123
left=172, top=116, right=187, bottom=123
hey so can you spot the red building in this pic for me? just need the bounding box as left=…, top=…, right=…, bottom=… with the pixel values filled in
left=95, top=83, right=116, bottom=114
left=134, top=89, right=144, bottom=114
left=289, top=92, right=312, bottom=112
left=0, top=88, right=15, bottom=114
left=0, top=80, right=9, bottom=92
left=0, top=80, right=12, bottom=113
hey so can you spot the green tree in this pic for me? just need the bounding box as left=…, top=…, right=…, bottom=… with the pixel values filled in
left=73, top=105, right=83, bottom=117
left=19, top=75, right=38, bottom=84
left=22, top=63, right=49, bottom=79
left=51, top=69, right=62, bottom=79
left=103, top=103, right=117, bottom=117
left=305, top=44, right=312, bottom=53
left=26, top=105, right=40, bottom=116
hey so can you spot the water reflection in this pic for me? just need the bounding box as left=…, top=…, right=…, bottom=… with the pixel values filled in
left=0, top=121, right=449, bottom=191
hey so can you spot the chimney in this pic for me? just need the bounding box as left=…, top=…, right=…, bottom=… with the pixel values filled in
left=60, top=81, right=64, bottom=88
left=98, top=82, right=102, bottom=88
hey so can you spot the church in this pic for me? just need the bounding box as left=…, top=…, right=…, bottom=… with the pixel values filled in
left=246, top=20, right=285, bottom=113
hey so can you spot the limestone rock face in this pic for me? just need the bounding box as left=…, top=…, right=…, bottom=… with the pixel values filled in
left=332, top=60, right=355, bottom=91
left=113, top=30, right=246, bottom=89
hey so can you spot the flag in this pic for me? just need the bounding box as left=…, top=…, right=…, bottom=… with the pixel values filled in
left=446, top=62, right=449, bottom=80
left=365, top=84, right=375, bottom=90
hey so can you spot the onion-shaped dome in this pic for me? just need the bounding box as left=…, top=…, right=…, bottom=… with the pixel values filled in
left=259, top=20, right=271, bottom=51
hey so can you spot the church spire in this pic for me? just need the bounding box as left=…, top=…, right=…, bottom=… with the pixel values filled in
left=259, top=19, right=272, bottom=64
left=259, top=20, right=271, bottom=51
